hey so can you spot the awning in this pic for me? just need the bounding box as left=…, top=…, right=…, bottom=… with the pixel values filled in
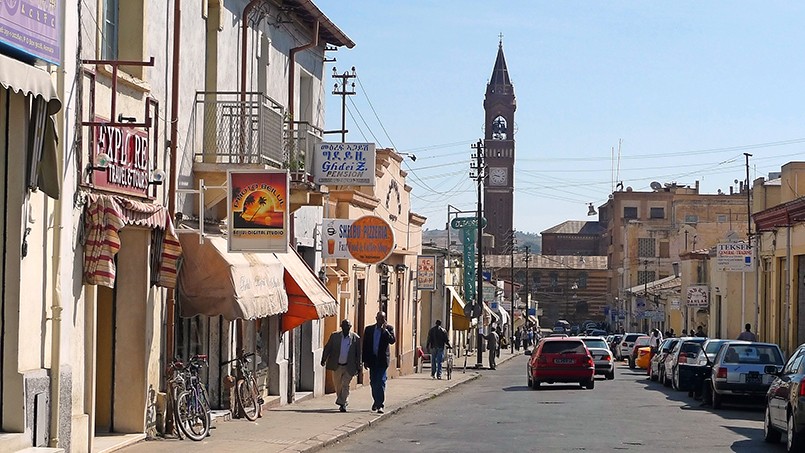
left=277, top=248, right=338, bottom=332
left=483, top=302, right=499, bottom=322
left=448, top=286, right=470, bottom=331
left=496, top=307, right=510, bottom=326
left=178, top=233, right=288, bottom=320
left=0, top=53, right=62, bottom=199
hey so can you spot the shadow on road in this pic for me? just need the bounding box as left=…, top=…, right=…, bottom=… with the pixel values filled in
left=501, top=385, right=531, bottom=392
left=638, top=374, right=765, bottom=420
left=729, top=426, right=787, bottom=452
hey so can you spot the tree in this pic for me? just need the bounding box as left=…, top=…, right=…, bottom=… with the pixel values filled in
left=248, top=196, right=267, bottom=221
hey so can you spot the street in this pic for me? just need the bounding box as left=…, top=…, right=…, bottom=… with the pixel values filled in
left=329, top=356, right=785, bottom=452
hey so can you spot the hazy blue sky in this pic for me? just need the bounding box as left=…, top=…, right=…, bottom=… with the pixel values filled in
left=317, top=1, right=805, bottom=234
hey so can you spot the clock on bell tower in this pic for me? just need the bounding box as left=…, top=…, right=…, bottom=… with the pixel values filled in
left=483, top=39, right=516, bottom=254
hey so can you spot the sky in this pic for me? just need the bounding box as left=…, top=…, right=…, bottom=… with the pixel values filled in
left=316, top=1, right=805, bottom=234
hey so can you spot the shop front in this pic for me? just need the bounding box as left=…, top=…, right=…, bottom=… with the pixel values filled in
left=177, top=232, right=336, bottom=410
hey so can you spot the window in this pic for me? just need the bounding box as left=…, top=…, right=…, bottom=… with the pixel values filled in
left=659, top=241, right=670, bottom=258
left=649, top=207, right=665, bottom=219
left=577, top=272, right=588, bottom=289
left=575, top=300, right=589, bottom=314
left=685, top=214, right=698, bottom=224
left=102, top=0, right=119, bottom=60
left=638, top=238, right=655, bottom=257
left=531, top=272, right=541, bottom=288
left=638, top=271, right=655, bottom=285
left=542, top=341, right=586, bottom=354
left=549, top=272, right=559, bottom=288
left=623, top=207, right=638, bottom=219
left=717, top=214, right=727, bottom=223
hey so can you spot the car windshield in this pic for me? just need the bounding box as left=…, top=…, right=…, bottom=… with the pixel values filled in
left=542, top=341, right=586, bottom=354
left=582, top=339, right=608, bottom=349
left=624, top=334, right=641, bottom=342
left=723, top=344, right=783, bottom=365
left=680, top=342, right=703, bottom=353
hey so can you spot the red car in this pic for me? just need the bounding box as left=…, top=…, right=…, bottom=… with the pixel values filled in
left=527, top=337, right=595, bottom=389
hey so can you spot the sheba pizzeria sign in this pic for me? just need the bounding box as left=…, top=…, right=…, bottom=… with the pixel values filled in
left=321, top=216, right=395, bottom=265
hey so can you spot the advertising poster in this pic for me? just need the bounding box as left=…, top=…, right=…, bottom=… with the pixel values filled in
left=313, top=142, right=375, bottom=186
left=416, top=255, right=436, bottom=291
left=321, top=216, right=395, bottom=264
left=227, top=170, right=288, bottom=253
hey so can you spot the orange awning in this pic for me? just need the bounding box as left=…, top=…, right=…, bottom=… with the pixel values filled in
left=277, top=248, right=338, bottom=332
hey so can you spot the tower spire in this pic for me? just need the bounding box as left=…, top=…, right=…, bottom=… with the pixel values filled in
left=488, top=38, right=513, bottom=95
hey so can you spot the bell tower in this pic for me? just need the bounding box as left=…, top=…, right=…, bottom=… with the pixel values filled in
left=483, top=39, right=516, bottom=254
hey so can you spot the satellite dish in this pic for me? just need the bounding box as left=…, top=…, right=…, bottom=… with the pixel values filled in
left=650, top=181, right=662, bottom=191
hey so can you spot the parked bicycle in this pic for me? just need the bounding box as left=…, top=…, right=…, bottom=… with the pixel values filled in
left=167, top=354, right=211, bottom=441
left=221, top=352, right=263, bottom=420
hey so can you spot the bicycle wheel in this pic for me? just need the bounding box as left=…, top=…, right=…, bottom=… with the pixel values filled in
left=176, top=390, right=210, bottom=441
left=237, top=375, right=260, bottom=421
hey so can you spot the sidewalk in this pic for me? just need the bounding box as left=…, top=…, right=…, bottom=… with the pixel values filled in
left=120, top=349, right=521, bottom=453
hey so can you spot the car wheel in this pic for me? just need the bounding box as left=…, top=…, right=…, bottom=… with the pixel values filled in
left=629, top=358, right=635, bottom=369
left=764, top=405, right=782, bottom=443
left=532, top=380, right=540, bottom=390
left=788, top=411, right=804, bottom=452
left=712, top=386, right=722, bottom=410
left=586, top=379, right=595, bottom=390
left=606, top=370, right=615, bottom=380
left=672, top=368, right=680, bottom=391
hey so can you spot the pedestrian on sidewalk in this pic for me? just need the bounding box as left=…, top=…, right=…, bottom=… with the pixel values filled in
left=513, top=327, right=522, bottom=351
left=481, top=326, right=499, bottom=369
left=363, top=311, right=396, bottom=414
left=426, top=319, right=451, bottom=380
left=321, top=319, right=361, bottom=412
left=736, top=323, right=757, bottom=341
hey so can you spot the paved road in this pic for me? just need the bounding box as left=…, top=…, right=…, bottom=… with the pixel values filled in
left=329, top=357, right=788, bottom=452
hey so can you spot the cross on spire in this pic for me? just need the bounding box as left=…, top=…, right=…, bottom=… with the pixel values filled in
left=498, top=32, right=504, bottom=46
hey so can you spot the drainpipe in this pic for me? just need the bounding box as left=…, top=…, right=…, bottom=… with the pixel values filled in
left=48, top=0, right=68, bottom=447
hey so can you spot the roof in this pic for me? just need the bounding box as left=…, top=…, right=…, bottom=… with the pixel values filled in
left=625, top=275, right=681, bottom=294
left=487, top=42, right=513, bottom=94
left=289, top=0, right=355, bottom=48
left=541, top=220, right=605, bottom=235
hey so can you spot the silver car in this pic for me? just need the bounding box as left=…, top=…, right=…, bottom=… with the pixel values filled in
left=580, top=336, right=615, bottom=380
left=709, top=341, right=785, bottom=409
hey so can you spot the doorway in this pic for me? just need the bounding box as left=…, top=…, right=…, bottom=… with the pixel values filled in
left=395, top=273, right=404, bottom=369
left=356, top=278, right=365, bottom=384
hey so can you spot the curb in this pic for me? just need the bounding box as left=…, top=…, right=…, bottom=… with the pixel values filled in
left=293, top=351, right=521, bottom=452
left=294, top=372, right=481, bottom=453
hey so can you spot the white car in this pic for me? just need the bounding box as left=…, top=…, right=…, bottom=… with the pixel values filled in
left=580, top=336, right=615, bottom=380
left=618, top=333, right=644, bottom=361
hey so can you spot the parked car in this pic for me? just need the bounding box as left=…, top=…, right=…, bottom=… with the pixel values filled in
left=650, top=338, right=680, bottom=382
left=662, top=337, right=704, bottom=387
left=635, top=346, right=652, bottom=369
left=629, top=335, right=651, bottom=369
left=526, top=337, right=595, bottom=390
left=685, top=339, right=736, bottom=396
left=672, top=338, right=710, bottom=391
left=587, top=329, right=608, bottom=337
left=709, top=341, right=785, bottom=409
left=764, top=342, right=805, bottom=452
left=609, top=335, right=623, bottom=358
left=580, top=336, right=615, bottom=380
left=619, top=333, right=643, bottom=362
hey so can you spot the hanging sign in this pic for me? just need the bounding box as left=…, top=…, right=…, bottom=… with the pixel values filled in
left=313, top=142, right=376, bottom=185
left=227, top=170, right=289, bottom=253
left=716, top=243, right=754, bottom=272
left=686, top=285, right=709, bottom=307
left=321, top=216, right=395, bottom=264
left=92, top=120, right=153, bottom=198
left=0, top=0, right=62, bottom=65
left=416, top=255, right=436, bottom=291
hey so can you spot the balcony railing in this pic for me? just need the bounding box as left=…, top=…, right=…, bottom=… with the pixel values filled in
left=284, top=121, right=323, bottom=173
left=190, top=91, right=285, bottom=166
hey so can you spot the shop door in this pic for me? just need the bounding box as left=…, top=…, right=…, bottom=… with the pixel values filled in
left=95, top=285, right=116, bottom=432
left=395, top=273, right=404, bottom=369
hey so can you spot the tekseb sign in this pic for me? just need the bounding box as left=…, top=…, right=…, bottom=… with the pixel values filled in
left=92, top=121, right=153, bottom=198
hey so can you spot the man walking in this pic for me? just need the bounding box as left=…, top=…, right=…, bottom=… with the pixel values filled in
left=482, top=326, right=500, bottom=370
left=321, top=319, right=361, bottom=412
left=363, top=311, right=396, bottom=413
left=737, top=323, right=757, bottom=341
left=426, top=320, right=451, bottom=379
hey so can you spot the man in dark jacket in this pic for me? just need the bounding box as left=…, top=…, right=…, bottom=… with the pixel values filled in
left=321, top=319, right=361, bottom=412
left=426, top=320, right=451, bottom=379
left=363, top=311, right=396, bottom=413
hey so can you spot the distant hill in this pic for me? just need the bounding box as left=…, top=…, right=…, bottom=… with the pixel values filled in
left=423, top=228, right=541, bottom=254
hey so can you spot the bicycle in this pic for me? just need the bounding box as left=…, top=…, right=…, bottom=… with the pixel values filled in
left=168, top=354, right=211, bottom=441
left=221, top=352, right=263, bottom=421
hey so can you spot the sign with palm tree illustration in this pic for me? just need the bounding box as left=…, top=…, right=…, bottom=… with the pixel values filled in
left=227, top=169, right=289, bottom=253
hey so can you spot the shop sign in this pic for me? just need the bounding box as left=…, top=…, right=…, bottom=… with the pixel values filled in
left=686, top=285, right=709, bottom=307
left=670, top=298, right=681, bottom=310
left=416, top=255, right=436, bottom=291
left=313, top=142, right=375, bottom=185
left=92, top=121, right=153, bottom=198
left=482, top=282, right=496, bottom=302
left=321, top=216, right=395, bottom=264
left=716, top=242, right=753, bottom=272
left=227, top=170, right=288, bottom=253
left=0, top=0, right=61, bottom=65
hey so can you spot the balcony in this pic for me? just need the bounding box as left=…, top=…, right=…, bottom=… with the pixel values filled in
left=186, top=91, right=324, bottom=214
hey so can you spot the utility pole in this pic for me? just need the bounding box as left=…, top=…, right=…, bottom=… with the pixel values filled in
left=524, top=246, right=531, bottom=333
left=744, top=152, right=754, bottom=333
left=332, top=67, right=356, bottom=143
left=509, top=229, right=516, bottom=353
left=471, top=140, right=485, bottom=367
